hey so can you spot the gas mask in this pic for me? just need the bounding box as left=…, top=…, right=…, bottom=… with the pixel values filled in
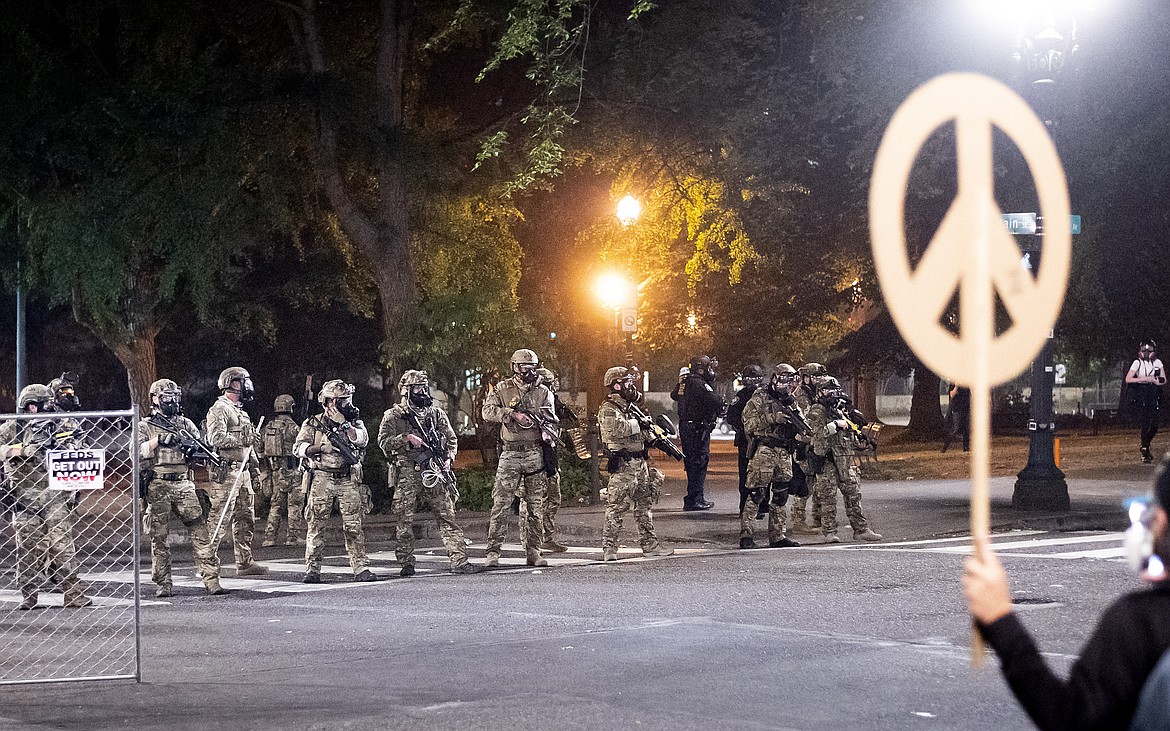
left=55, top=386, right=80, bottom=412
left=1125, top=499, right=1166, bottom=580
left=157, top=394, right=182, bottom=418
left=515, top=364, right=539, bottom=385
left=334, top=397, right=361, bottom=422
left=409, top=385, right=434, bottom=408
left=229, top=377, right=255, bottom=402
left=769, top=374, right=793, bottom=398
left=619, top=380, right=641, bottom=403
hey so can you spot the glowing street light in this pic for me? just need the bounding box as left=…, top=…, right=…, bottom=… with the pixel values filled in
left=616, top=195, right=642, bottom=226
left=595, top=272, right=634, bottom=311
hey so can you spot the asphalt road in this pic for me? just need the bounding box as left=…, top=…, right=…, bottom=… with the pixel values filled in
left=0, top=528, right=1143, bottom=731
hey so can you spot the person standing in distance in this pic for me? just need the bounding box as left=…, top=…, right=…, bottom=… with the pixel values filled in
left=677, top=355, right=725, bottom=511
left=964, top=457, right=1170, bottom=730
left=295, top=379, right=378, bottom=583
left=598, top=367, right=674, bottom=561
left=205, top=366, right=268, bottom=576
left=139, top=379, right=219, bottom=596
left=480, top=348, right=559, bottom=568
left=1127, top=340, right=1167, bottom=464
left=726, top=365, right=765, bottom=515
left=378, top=370, right=481, bottom=577
left=262, top=395, right=304, bottom=547
left=941, top=383, right=971, bottom=453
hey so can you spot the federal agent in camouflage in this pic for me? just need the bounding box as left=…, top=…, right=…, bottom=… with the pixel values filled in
left=205, top=366, right=268, bottom=576
left=806, top=379, right=882, bottom=543
left=598, top=367, right=674, bottom=561
left=378, top=371, right=480, bottom=576
left=294, top=379, right=378, bottom=583
left=139, top=379, right=219, bottom=596
left=790, top=363, right=828, bottom=534
left=535, top=367, right=570, bottom=553
left=0, top=385, right=92, bottom=610
left=261, top=395, right=304, bottom=547
left=480, top=348, right=559, bottom=568
left=739, top=364, right=803, bottom=549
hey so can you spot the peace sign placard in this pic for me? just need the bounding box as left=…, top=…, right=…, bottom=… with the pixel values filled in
left=870, top=73, right=1071, bottom=386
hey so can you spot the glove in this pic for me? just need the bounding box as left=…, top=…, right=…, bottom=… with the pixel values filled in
left=305, top=444, right=324, bottom=457
left=158, top=431, right=179, bottom=447
left=826, top=422, right=838, bottom=435
left=511, top=411, right=534, bottom=429
left=405, top=434, right=425, bottom=448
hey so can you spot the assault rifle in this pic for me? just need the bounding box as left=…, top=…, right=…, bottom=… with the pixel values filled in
left=628, top=404, right=685, bottom=461
left=774, top=392, right=812, bottom=438
left=827, top=400, right=874, bottom=451
left=402, top=409, right=459, bottom=503
left=148, top=414, right=223, bottom=467
left=510, top=404, right=562, bottom=446
left=325, top=421, right=362, bottom=466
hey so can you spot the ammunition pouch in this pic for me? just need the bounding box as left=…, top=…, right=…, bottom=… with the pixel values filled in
left=603, top=448, right=649, bottom=474
left=209, top=460, right=228, bottom=484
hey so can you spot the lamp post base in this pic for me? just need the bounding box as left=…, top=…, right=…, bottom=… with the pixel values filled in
left=1012, top=469, right=1069, bottom=511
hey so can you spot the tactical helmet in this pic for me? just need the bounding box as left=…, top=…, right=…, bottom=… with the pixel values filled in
left=511, top=348, right=541, bottom=384
left=218, top=366, right=254, bottom=401
left=274, top=394, right=295, bottom=414
left=511, top=349, right=539, bottom=366
left=817, top=377, right=845, bottom=401
left=742, top=365, right=765, bottom=380
left=48, top=371, right=81, bottom=412
left=399, top=370, right=429, bottom=393
left=17, top=384, right=52, bottom=411
left=318, top=379, right=356, bottom=404
left=690, top=355, right=718, bottom=383
left=604, top=366, right=631, bottom=388
left=799, top=362, right=828, bottom=378
left=149, top=379, right=182, bottom=398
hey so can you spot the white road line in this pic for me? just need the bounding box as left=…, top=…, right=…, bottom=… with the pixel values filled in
left=0, top=590, right=166, bottom=607
left=1047, top=547, right=1128, bottom=560
left=920, top=533, right=1123, bottom=554
left=871, top=530, right=1045, bottom=547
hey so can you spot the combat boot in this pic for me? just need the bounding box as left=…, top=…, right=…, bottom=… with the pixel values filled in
left=643, top=545, right=675, bottom=557
left=18, top=593, right=37, bottom=611
left=236, top=562, right=269, bottom=577
left=354, top=569, right=379, bottom=582
left=302, top=570, right=321, bottom=585
left=450, top=563, right=483, bottom=574
left=484, top=553, right=500, bottom=568
left=399, top=564, right=416, bottom=578
left=854, top=528, right=883, bottom=542
left=769, top=537, right=801, bottom=548
left=822, top=533, right=841, bottom=544
left=602, top=551, right=618, bottom=561
left=790, top=522, right=820, bottom=536
left=526, top=550, right=548, bottom=567
left=261, top=538, right=277, bottom=547
left=156, top=583, right=174, bottom=598
left=63, top=588, right=93, bottom=608
left=739, top=536, right=756, bottom=549
left=540, top=540, right=569, bottom=553
left=205, top=577, right=226, bottom=595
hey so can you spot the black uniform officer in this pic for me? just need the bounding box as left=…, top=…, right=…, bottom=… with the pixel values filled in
left=673, top=355, right=726, bottom=511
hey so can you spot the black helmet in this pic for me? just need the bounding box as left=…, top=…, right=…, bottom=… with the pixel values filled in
left=741, top=364, right=765, bottom=385
left=690, top=355, right=719, bottom=383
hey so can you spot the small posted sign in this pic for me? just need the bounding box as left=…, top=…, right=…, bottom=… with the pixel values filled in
left=46, top=449, right=107, bottom=491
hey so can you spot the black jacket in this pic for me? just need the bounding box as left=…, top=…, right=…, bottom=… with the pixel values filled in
left=677, top=374, right=725, bottom=425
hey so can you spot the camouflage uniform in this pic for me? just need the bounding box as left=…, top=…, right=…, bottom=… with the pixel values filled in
left=262, top=404, right=304, bottom=546
left=205, top=394, right=263, bottom=570
left=0, top=396, right=90, bottom=609
left=806, top=400, right=873, bottom=539
left=294, top=413, right=371, bottom=577
left=378, top=402, right=470, bottom=571
left=481, top=364, right=557, bottom=565
left=139, top=411, right=216, bottom=594
left=740, top=387, right=801, bottom=546
left=598, top=394, right=666, bottom=557
left=790, top=381, right=822, bottom=530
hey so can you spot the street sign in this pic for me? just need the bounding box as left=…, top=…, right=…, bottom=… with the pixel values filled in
left=1002, top=212, right=1037, bottom=234
left=620, top=307, right=637, bottom=333
left=1001, top=212, right=1081, bottom=235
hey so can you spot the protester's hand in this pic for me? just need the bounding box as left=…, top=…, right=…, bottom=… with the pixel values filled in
left=963, top=536, right=1014, bottom=625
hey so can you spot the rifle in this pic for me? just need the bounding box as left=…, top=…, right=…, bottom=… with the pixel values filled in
left=628, top=404, right=685, bottom=461
left=828, top=402, right=874, bottom=451
left=301, top=375, right=313, bottom=423
left=402, top=409, right=459, bottom=503
left=148, top=414, right=223, bottom=467
left=210, top=417, right=265, bottom=546
left=324, top=420, right=362, bottom=466
left=511, top=405, right=562, bottom=447
left=775, top=393, right=813, bottom=438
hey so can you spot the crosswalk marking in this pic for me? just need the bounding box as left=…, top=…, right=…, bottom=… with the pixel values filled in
left=874, top=530, right=1045, bottom=547
left=0, top=589, right=167, bottom=607
left=829, top=530, right=1126, bottom=561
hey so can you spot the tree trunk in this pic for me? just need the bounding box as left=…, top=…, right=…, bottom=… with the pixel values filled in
left=109, top=327, right=159, bottom=412
left=854, top=366, right=879, bottom=424
left=905, top=359, right=945, bottom=439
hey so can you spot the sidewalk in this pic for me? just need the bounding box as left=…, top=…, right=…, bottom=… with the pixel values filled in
left=368, top=440, right=1149, bottom=549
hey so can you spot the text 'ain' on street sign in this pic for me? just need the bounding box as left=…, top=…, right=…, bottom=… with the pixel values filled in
left=1002, top=212, right=1082, bottom=236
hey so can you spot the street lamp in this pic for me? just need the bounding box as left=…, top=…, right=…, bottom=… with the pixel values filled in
left=616, top=194, right=642, bottom=226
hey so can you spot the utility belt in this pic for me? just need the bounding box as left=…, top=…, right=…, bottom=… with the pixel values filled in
left=155, top=472, right=187, bottom=482
left=759, top=435, right=795, bottom=450
left=313, top=467, right=351, bottom=479
left=268, top=456, right=297, bottom=470
left=502, top=441, right=541, bottom=452
left=603, top=447, right=648, bottom=474
left=682, top=420, right=716, bottom=431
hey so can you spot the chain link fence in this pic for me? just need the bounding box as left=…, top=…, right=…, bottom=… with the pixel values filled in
left=0, top=409, right=140, bottom=685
